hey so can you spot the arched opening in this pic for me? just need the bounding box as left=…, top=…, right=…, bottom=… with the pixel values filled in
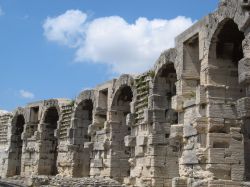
left=10, top=115, right=25, bottom=176
left=208, top=19, right=247, bottom=180
left=152, top=64, right=180, bottom=182
left=75, top=99, right=93, bottom=143
left=154, top=63, right=178, bottom=124
left=208, top=19, right=245, bottom=100
left=74, top=99, right=93, bottom=177
left=41, top=107, right=59, bottom=175
left=111, top=85, right=133, bottom=180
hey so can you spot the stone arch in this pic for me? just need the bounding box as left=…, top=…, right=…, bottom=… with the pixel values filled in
left=72, top=90, right=95, bottom=143
left=68, top=90, right=95, bottom=177
left=206, top=17, right=248, bottom=180
left=74, top=90, right=96, bottom=112
left=150, top=50, right=180, bottom=184
left=8, top=108, right=26, bottom=176
left=111, top=74, right=136, bottom=108
left=109, top=76, right=135, bottom=182
left=207, top=18, right=245, bottom=99
left=74, top=99, right=93, bottom=143
left=111, top=85, right=133, bottom=110
left=40, top=100, right=61, bottom=124
left=153, top=61, right=178, bottom=124
left=154, top=48, right=178, bottom=80
left=202, top=0, right=250, bottom=88
left=38, top=103, right=60, bottom=176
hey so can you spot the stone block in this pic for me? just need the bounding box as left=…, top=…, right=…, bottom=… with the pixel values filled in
left=91, top=159, right=103, bottom=168
left=93, top=142, right=105, bottom=151
left=208, top=118, right=225, bottom=133
left=206, top=164, right=231, bottom=180
left=207, top=103, right=237, bottom=119
left=136, top=136, right=147, bottom=146
left=149, top=94, right=168, bottom=109
left=109, top=122, right=122, bottom=132
left=183, top=124, right=197, bottom=138
left=172, top=177, right=188, bottom=187
left=172, top=95, right=183, bottom=112
left=147, top=145, right=169, bottom=156
left=196, top=85, right=206, bottom=104
left=181, top=150, right=198, bottom=164
left=150, top=156, right=179, bottom=178
left=231, top=163, right=244, bottom=181
left=88, top=124, right=96, bottom=136
left=183, top=98, right=195, bottom=108
left=175, top=79, right=197, bottom=96
left=151, top=178, right=164, bottom=187
left=135, top=146, right=144, bottom=157
left=148, top=134, right=165, bottom=145
left=143, top=109, right=153, bottom=123
left=126, top=113, right=135, bottom=126
left=237, top=97, right=250, bottom=118
left=152, top=109, right=166, bottom=123
left=90, top=167, right=101, bottom=176
left=227, top=142, right=244, bottom=165
left=170, top=124, right=183, bottom=139
left=207, top=148, right=225, bottom=164
left=208, top=180, right=241, bottom=187
left=84, top=142, right=93, bottom=149
left=206, top=85, right=226, bottom=101
left=100, top=167, right=111, bottom=177
left=239, top=57, right=250, bottom=84
left=207, top=133, right=231, bottom=148
left=183, top=107, right=197, bottom=125
left=230, top=127, right=243, bottom=142
left=124, top=135, right=136, bottom=147
left=193, top=117, right=207, bottom=134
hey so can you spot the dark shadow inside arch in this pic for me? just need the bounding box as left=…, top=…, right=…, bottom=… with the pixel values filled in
left=9, top=115, right=25, bottom=176
left=75, top=99, right=93, bottom=143
left=208, top=19, right=245, bottom=100
left=116, top=86, right=133, bottom=108
left=208, top=19, right=249, bottom=180
left=41, top=107, right=59, bottom=175
left=111, top=85, right=133, bottom=180
left=73, top=99, right=93, bottom=177
left=154, top=63, right=178, bottom=124
left=152, top=63, right=180, bottom=180
left=216, top=20, right=244, bottom=62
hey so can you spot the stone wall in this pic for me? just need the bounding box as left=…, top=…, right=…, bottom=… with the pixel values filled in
left=1, top=0, right=250, bottom=186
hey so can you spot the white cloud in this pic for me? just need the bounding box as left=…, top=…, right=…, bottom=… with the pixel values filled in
left=43, top=10, right=194, bottom=74
left=43, top=10, right=87, bottom=47
left=19, top=90, right=35, bottom=99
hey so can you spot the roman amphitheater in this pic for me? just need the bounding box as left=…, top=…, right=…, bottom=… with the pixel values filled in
left=1, top=0, right=250, bottom=186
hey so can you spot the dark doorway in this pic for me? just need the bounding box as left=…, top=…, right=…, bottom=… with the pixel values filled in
left=11, top=115, right=25, bottom=175
left=43, top=107, right=59, bottom=175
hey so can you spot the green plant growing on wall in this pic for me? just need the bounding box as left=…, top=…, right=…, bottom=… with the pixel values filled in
left=136, top=77, right=144, bottom=87
left=69, top=100, right=75, bottom=106
left=148, top=70, right=155, bottom=79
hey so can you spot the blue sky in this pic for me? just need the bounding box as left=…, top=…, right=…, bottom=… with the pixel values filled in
left=0, top=0, right=219, bottom=111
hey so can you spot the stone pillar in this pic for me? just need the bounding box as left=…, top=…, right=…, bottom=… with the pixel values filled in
left=239, top=57, right=250, bottom=97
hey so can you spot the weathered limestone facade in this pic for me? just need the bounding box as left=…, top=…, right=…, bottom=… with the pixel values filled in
left=2, top=0, right=250, bottom=186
